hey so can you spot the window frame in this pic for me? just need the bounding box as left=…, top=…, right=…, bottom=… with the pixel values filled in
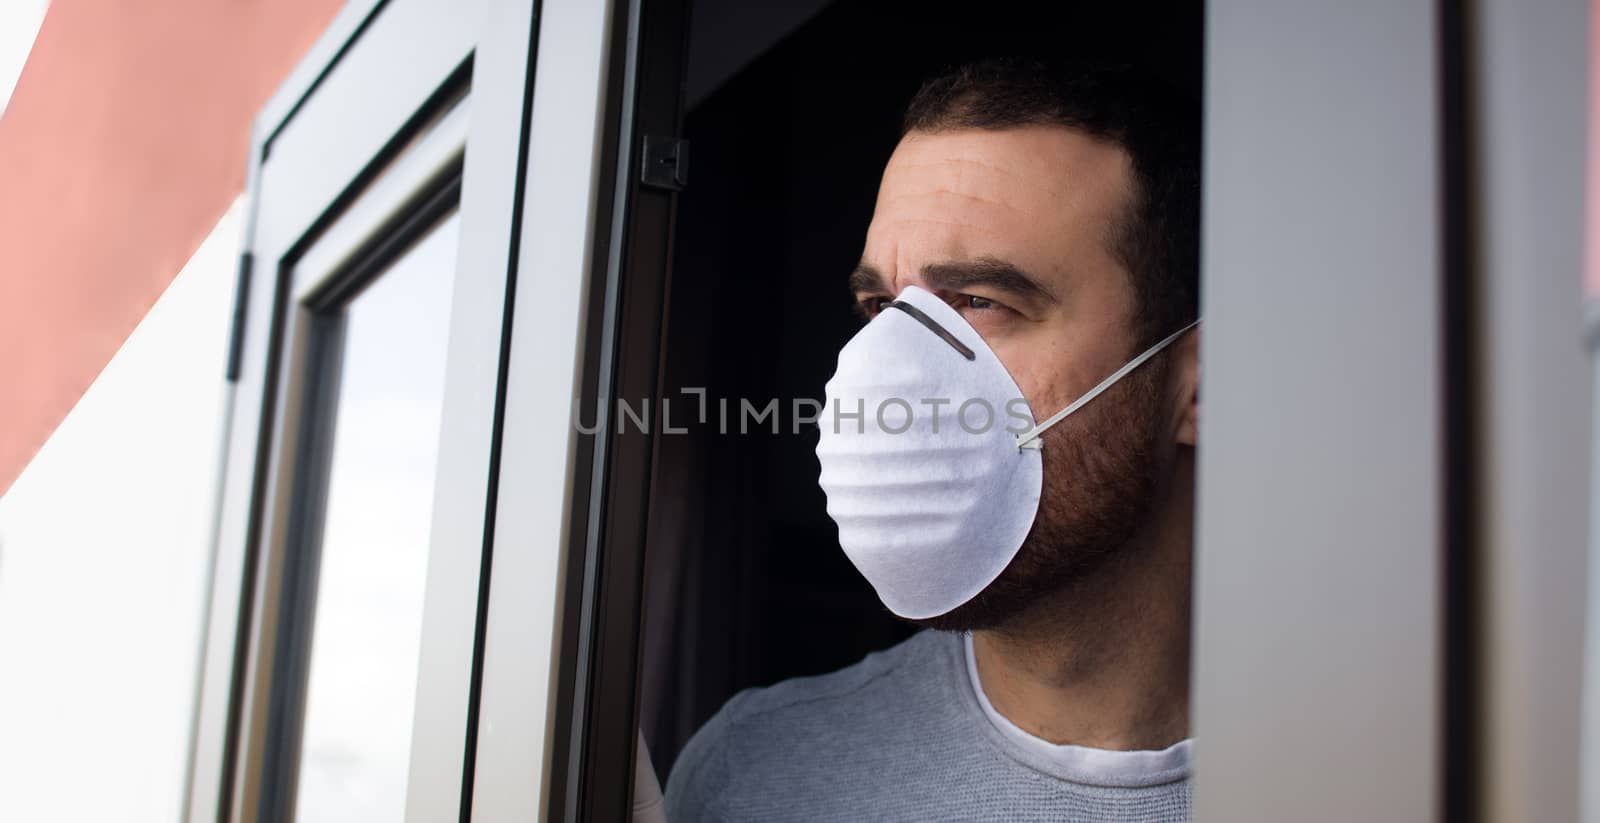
left=181, top=0, right=568, bottom=819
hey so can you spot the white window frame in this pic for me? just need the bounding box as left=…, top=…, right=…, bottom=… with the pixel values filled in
left=180, top=0, right=624, bottom=819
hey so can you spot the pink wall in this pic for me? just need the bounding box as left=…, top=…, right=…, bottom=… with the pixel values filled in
left=0, top=0, right=344, bottom=494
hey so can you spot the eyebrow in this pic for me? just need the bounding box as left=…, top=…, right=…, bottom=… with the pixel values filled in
left=847, top=262, right=888, bottom=296
left=922, top=258, right=1057, bottom=305
left=847, top=258, right=1057, bottom=306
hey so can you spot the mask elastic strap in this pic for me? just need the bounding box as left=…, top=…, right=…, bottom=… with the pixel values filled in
left=1016, top=319, right=1202, bottom=451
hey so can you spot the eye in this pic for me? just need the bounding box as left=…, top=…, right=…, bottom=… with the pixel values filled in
left=952, top=293, right=1021, bottom=331
left=957, top=294, right=1011, bottom=313
left=856, top=295, right=892, bottom=319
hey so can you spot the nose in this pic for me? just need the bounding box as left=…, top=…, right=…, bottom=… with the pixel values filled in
left=885, top=292, right=976, bottom=362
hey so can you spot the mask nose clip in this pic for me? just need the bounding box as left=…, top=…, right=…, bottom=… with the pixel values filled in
left=886, top=300, right=976, bottom=361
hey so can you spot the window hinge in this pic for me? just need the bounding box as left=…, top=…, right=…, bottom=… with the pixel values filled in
left=225, top=251, right=253, bottom=382
left=641, top=135, right=689, bottom=191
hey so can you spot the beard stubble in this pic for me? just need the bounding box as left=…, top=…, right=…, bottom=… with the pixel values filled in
left=910, top=354, right=1172, bottom=633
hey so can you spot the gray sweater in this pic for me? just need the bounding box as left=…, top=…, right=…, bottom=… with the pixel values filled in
left=664, top=630, right=1192, bottom=822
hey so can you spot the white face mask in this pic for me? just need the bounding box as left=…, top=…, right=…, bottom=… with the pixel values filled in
left=816, top=284, right=1198, bottom=620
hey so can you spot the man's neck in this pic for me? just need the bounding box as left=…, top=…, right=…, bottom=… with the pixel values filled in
left=970, top=457, right=1193, bottom=751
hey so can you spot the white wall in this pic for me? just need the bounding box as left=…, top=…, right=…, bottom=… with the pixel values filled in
left=0, top=198, right=240, bottom=822
left=0, top=0, right=49, bottom=116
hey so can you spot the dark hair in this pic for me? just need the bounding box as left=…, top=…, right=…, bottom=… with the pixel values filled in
left=902, top=59, right=1200, bottom=348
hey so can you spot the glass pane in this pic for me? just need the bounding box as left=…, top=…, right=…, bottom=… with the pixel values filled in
left=294, top=210, right=461, bottom=822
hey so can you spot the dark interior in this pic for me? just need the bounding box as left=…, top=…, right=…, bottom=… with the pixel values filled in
left=638, top=0, right=1203, bottom=777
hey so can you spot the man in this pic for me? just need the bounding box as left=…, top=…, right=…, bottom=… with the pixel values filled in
left=666, top=59, right=1200, bottom=821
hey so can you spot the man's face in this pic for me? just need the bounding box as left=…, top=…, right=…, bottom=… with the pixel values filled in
left=851, top=125, right=1184, bottom=629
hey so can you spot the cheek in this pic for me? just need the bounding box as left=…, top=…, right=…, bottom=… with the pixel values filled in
left=993, top=327, right=1138, bottom=423
left=992, top=343, right=1077, bottom=422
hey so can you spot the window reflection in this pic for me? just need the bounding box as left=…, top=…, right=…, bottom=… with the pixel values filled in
left=293, top=210, right=460, bottom=822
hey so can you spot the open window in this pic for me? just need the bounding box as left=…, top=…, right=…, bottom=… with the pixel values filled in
left=184, top=0, right=1590, bottom=819
left=183, top=0, right=604, bottom=819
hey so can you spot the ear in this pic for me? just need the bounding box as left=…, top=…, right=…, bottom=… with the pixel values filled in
left=1174, top=329, right=1200, bottom=447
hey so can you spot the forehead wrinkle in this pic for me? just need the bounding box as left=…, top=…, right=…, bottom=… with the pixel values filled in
left=870, top=130, right=1134, bottom=297
left=877, top=186, right=1031, bottom=216
left=889, top=145, right=1096, bottom=201
left=887, top=158, right=1041, bottom=203
left=874, top=215, right=1019, bottom=249
left=896, top=132, right=1132, bottom=201
left=879, top=152, right=1107, bottom=217
left=888, top=154, right=1027, bottom=180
